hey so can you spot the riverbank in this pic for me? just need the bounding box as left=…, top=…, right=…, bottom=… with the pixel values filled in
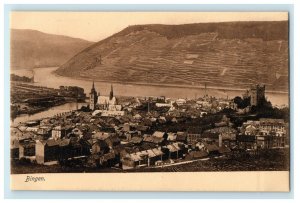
left=11, top=100, right=68, bottom=121
left=11, top=102, right=88, bottom=126
left=12, top=67, right=289, bottom=106
left=54, top=70, right=289, bottom=94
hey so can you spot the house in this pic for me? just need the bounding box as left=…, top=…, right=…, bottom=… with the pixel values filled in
left=99, top=152, right=119, bottom=167
left=93, top=132, right=121, bottom=147
left=218, top=146, right=231, bottom=155
left=105, top=135, right=121, bottom=148
left=123, top=123, right=134, bottom=132
left=146, top=148, right=164, bottom=165
left=37, top=126, right=52, bottom=137
left=108, top=104, right=122, bottom=111
left=156, top=103, right=171, bottom=108
left=176, top=132, right=187, bottom=143
left=258, top=119, right=288, bottom=147
left=94, top=110, right=125, bottom=117
left=25, top=121, right=40, bottom=127
left=24, top=126, right=39, bottom=133
left=133, top=114, right=142, bottom=120
left=165, top=143, right=183, bottom=159
left=256, top=135, right=273, bottom=149
left=158, top=116, right=167, bottom=124
left=130, top=136, right=143, bottom=145
left=52, top=125, right=72, bottom=140
left=187, top=133, right=202, bottom=144
left=259, top=118, right=286, bottom=135
left=35, top=139, right=60, bottom=164
left=93, top=132, right=111, bottom=140
left=135, top=125, right=149, bottom=133
left=90, top=139, right=110, bottom=155
left=236, top=135, right=257, bottom=149
left=72, top=127, right=87, bottom=138
left=78, top=138, right=93, bottom=156
left=143, top=136, right=164, bottom=145
left=203, top=127, right=237, bottom=147
left=57, top=138, right=71, bottom=160
left=185, top=150, right=208, bottom=160
left=135, top=151, right=149, bottom=166
left=121, top=155, right=137, bottom=170
left=244, top=125, right=258, bottom=136
left=167, top=133, right=177, bottom=142
left=121, top=153, right=142, bottom=170
left=19, top=139, right=36, bottom=159
left=11, top=139, right=19, bottom=159
left=57, top=137, right=88, bottom=161
left=204, top=144, right=220, bottom=155
left=121, top=147, right=164, bottom=169
left=152, top=131, right=168, bottom=140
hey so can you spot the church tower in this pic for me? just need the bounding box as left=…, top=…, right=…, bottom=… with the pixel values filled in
left=89, top=81, right=98, bottom=110
left=109, top=84, right=114, bottom=100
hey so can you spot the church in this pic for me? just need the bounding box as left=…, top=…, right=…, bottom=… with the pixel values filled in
left=89, top=82, right=121, bottom=111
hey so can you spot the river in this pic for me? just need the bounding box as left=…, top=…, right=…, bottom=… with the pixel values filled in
left=11, top=102, right=88, bottom=126
left=11, top=67, right=289, bottom=124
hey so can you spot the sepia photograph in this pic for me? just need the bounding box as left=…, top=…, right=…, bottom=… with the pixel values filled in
left=9, top=11, right=290, bottom=191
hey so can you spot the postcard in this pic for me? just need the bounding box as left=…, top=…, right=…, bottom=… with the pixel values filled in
left=9, top=11, right=290, bottom=191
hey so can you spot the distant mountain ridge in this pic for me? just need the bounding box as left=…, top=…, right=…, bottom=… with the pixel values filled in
left=56, top=21, right=289, bottom=91
left=10, top=29, right=93, bottom=69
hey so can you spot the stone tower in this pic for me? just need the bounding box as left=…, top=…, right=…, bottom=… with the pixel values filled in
left=89, top=81, right=98, bottom=110
left=249, top=84, right=265, bottom=106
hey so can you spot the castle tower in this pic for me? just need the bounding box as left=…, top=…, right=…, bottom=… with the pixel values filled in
left=249, top=84, right=265, bottom=106
left=89, top=81, right=98, bottom=110
left=109, top=84, right=114, bottom=100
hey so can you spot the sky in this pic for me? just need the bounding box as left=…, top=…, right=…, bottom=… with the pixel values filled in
left=10, top=12, right=288, bottom=42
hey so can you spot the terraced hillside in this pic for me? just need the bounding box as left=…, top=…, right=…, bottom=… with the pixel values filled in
left=56, top=21, right=289, bottom=92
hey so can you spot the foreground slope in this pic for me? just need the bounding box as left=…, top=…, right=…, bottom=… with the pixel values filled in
left=56, top=21, right=289, bottom=91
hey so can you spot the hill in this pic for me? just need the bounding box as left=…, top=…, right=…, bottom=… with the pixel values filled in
left=10, top=29, right=93, bottom=69
left=56, top=21, right=289, bottom=91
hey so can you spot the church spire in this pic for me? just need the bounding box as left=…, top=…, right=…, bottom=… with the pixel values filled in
left=89, top=81, right=98, bottom=110
left=109, top=84, right=114, bottom=100
left=92, top=80, right=95, bottom=90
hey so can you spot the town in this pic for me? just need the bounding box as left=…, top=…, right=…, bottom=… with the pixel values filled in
left=10, top=82, right=289, bottom=173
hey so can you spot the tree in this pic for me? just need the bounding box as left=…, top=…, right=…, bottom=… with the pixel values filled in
left=233, top=96, right=250, bottom=109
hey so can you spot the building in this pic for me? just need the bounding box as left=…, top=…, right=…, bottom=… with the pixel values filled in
left=121, top=147, right=164, bottom=169
left=51, top=125, right=72, bottom=140
left=35, top=139, right=60, bottom=164
left=11, top=139, right=19, bottom=159
left=243, top=84, right=266, bottom=106
left=93, top=110, right=125, bottom=117
left=89, top=81, right=98, bottom=110
left=259, top=118, right=286, bottom=136
left=152, top=131, right=168, bottom=140
left=97, top=84, right=118, bottom=110
left=187, top=133, right=202, bottom=144
left=236, top=135, right=257, bottom=149
left=19, top=139, right=36, bottom=159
